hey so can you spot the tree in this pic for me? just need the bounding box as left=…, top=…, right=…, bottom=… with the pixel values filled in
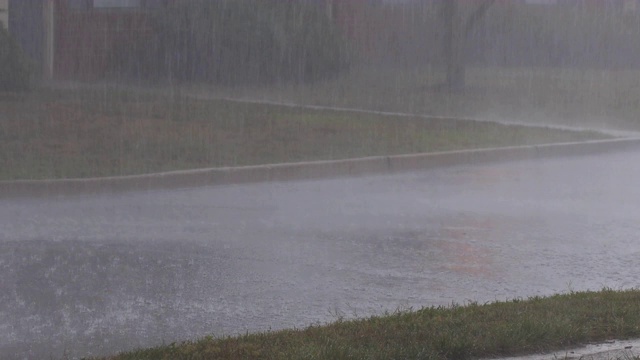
left=442, top=0, right=495, bottom=92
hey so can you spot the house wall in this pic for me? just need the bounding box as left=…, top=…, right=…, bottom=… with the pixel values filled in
left=328, top=0, right=438, bottom=64
left=54, top=0, right=156, bottom=80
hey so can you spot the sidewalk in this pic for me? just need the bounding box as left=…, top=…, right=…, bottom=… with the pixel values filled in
left=48, top=80, right=640, bottom=139
left=493, top=339, right=640, bottom=360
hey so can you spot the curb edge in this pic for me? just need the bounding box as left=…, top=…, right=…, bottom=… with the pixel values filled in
left=3, top=138, right=640, bottom=198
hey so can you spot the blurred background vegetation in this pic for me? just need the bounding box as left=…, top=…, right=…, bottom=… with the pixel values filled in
left=6, top=1, right=640, bottom=88
left=110, top=0, right=350, bottom=85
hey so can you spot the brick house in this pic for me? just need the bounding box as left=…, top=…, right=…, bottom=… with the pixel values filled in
left=7, top=0, right=369, bottom=81
left=53, top=0, right=166, bottom=80
left=8, top=0, right=168, bottom=80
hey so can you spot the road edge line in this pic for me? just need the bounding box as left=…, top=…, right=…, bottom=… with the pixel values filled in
left=3, top=138, right=640, bottom=198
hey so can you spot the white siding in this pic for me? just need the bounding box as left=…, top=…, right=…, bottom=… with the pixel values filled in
left=0, top=0, right=8, bottom=30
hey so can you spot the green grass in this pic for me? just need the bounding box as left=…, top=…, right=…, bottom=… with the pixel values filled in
left=92, top=289, right=640, bottom=360
left=190, top=65, right=640, bottom=132
left=0, top=87, right=607, bottom=181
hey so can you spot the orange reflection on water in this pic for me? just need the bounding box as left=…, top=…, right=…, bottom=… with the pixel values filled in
left=437, top=216, right=498, bottom=278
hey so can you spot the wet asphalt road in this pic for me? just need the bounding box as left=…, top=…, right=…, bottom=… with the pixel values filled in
left=2, top=150, right=640, bottom=359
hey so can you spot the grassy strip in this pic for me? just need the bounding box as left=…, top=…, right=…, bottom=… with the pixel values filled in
left=196, top=65, right=640, bottom=131
left=95, top=289, right=640, bottom=360
left=0, top=88, right=607, bottom=181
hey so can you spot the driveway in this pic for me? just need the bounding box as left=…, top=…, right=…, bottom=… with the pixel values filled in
left=1, top=150, right=640, bottom=359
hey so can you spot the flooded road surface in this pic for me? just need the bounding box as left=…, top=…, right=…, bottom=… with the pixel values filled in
left=2, top=150, right=640, bottom=359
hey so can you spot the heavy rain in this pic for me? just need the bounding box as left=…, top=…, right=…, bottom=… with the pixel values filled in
left=1, top=1, right=640, bottom=359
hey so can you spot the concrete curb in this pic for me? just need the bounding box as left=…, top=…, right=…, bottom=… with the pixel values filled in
left=3, top=137, right=640, bottom=198
left=209, top=94, right=640, bottom=138
left=492, top=339, right=640, bottom=360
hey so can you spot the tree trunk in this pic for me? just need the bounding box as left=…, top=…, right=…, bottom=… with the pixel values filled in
left=443, top=0, right=464, bottom=92
left=441, top=0, right=495, bottom=92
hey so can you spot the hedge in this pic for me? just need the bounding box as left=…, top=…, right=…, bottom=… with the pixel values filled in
left=112, top=0, right=350, bottom=85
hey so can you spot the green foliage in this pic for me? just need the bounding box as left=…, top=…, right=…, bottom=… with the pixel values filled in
left=113, top=0, right=350, bottom=85
left=0, top=26, right=32, bottom=91
left=477, top=3, right=640, bottom=68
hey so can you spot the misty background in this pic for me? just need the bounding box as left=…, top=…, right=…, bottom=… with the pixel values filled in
left=6, top=1, right=640, bottom=87
left=3, top=1, right=640, bottom=359
left=4, top=0, right=640, bottom=132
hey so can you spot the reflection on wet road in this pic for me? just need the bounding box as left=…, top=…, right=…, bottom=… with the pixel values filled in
left=2, top=150, right=640, bottom=359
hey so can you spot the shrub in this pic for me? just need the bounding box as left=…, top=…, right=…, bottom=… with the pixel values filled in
left=112, top=0, right=350, bottom=85
left=0, top=26, right=32, bottom=91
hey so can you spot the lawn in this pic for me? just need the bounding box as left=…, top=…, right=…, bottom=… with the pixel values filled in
left=190, top=65, right=640, bottom=132
left=0, top=86, right=607, bottom=181
left=95, top=289, right=640, bottom=360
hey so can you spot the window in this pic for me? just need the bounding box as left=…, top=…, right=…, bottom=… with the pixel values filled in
left=93, top=0, right=141, bottom=8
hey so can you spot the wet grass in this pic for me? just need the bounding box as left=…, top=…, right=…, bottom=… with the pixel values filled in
left=93, top=289, right=640, bottom=360
left=0, top=87, right=607, bottom=180
left=195, top=65, right=640, bottom=132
